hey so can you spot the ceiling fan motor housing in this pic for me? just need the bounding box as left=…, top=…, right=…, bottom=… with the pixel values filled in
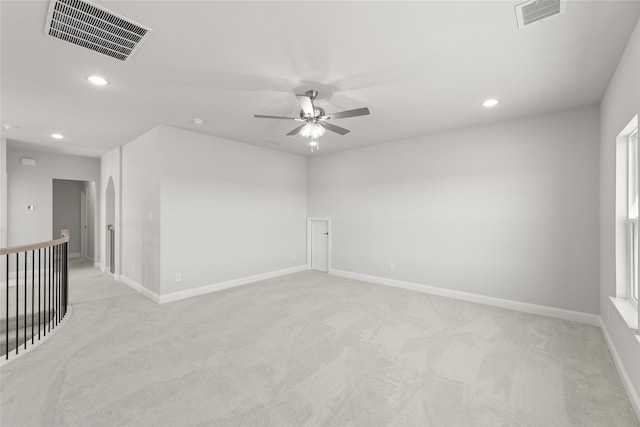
left=300, top=106, right=325, bottom=120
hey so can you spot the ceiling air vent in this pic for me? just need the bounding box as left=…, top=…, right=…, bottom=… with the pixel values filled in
left=515, top=0, right=566, bottom=29
left=44, top=0, right=151, bottom=61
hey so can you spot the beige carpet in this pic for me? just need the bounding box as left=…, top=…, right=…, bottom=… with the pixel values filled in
left=1, top=259, right=637, bottom=426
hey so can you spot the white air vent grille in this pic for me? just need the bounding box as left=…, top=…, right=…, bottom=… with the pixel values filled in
left=44, top=0, right=150, bottom=61
left=515, top=0, right=566, bottom=29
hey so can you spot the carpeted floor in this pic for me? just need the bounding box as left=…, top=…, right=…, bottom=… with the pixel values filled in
left=1, top=258, right=638, bottom=426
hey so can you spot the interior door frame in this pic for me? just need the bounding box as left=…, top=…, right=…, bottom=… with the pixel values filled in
left=307, top=217, right=332, bottom=273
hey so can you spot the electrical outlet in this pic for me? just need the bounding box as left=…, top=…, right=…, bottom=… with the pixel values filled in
left=176, top=273, right=182, bottom=282
left=389, top=263, right=395, bottom=272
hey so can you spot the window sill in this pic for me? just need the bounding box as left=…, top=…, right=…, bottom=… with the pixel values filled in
left=610, top=297, right=639, bottom=333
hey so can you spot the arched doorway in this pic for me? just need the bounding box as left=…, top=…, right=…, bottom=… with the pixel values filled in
left=105, top=177, right=116, bottom=274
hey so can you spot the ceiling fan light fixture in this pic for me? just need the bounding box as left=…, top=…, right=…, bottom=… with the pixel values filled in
left=300, top=123, right=326, bottom=138
left=309, top=140, right=318, bottom=147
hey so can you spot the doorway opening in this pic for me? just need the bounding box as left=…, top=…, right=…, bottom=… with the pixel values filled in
left=307, top=217, right=331, bottom=273
left=52, top=179, right=96, bottom=261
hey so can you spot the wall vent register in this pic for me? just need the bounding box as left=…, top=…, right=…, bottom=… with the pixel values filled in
left=44, top=0, right=151, bottom=61
left=515, top=0, right=566, bottom=29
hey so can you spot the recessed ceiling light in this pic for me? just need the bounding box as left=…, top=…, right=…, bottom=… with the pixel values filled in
left=51, top=133, right=64, bottom=139
left=192, top=118, right=204, bottom=125
left=87, top=75, right=108, bottom=86
left=3, top=124, right=17, bottom=130
left=482, top=99, right=499, bottom=108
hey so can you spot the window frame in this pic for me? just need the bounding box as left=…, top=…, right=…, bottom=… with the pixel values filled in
left=628, top=128, right=639, bottom=306
left=614, top=115, right=639, bottom=333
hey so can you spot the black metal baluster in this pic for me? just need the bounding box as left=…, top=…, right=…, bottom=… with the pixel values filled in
left=62, top=244, right=64, bottom=317
left=61, top=244, right=63, bottom=318
left=38, top=248, right=41, bottom=340
left=48, top=247, right=52, bottom=333
left=24, top=250, right=27, bottom=349
left=5, top=254, right=9, bottom=359
left=16, top=252, right=19, bottom=355
left=54, top=245, right=58, bottom=326
left=58, top=245, right=62, bottom=323
left=58, top=245, right=61, bottom=323
left=57, top=245, right=60, bottom=324
left=57, top=245, right=60, bottom=325
left=43, top=248, right=47, bottom=337
left=66, top=243, right=69, bottom=313
left=53, top=245, right=56, bottom=326
left=44, top=247, right=47, bottom=335
left=63, top=242, right=68, bottom=316
left=31, top=250, right=34, bottom=345
left=52, top=245, right=55, bottom=327
left=42, top=247, right=51, bottom=336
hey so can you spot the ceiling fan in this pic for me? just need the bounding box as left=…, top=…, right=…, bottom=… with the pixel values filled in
left=254, top=90, right=370, bottom=141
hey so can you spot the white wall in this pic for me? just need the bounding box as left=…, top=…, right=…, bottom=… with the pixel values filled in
left=52, top=179, right=83, bottom=254
left=121, top=131, right=160, bottom=294
left=308, top=105, right=600, bottom=314
left=1, top=137, right=7, bottom=248
left=600, top=16, right=640, bottom=413
left=119, top=126, right=307, bottom=297
left=6, top=147, right=100, bottom=248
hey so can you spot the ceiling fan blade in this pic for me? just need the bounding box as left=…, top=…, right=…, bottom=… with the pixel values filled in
left=322, top=122, right=350, bottom=135
left=286, top=124, right=306, bottom=136
left=321, top=107, right=370, bottom=120
left=296, top=95, right=315, bottom=117
left=254, top=114, right=303, bottom=121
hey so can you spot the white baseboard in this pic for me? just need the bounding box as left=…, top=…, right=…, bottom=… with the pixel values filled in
left=118, top=275, right=139, bottom=292
left=331, top=269, right=600, bottom=326
left=600, top=318, right=640, bottom=420
left=69, top=253, right=82, bottom=259
left=158, top=265, right=308, bottom=304
left=119, top=275, right=160, bottom=303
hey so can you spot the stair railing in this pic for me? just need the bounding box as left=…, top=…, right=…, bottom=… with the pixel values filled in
left=1, top=237, right=69, bottom=361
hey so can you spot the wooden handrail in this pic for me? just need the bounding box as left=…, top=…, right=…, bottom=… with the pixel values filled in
left=0, top=237, right=70, bottom=256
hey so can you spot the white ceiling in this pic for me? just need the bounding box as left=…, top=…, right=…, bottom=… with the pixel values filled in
left=2, top=1, right=639, bottom=158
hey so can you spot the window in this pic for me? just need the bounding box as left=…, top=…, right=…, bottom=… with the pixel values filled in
left=628, top=128, right=639, bottom=305
left=614, top=116, right=639, bottom=332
